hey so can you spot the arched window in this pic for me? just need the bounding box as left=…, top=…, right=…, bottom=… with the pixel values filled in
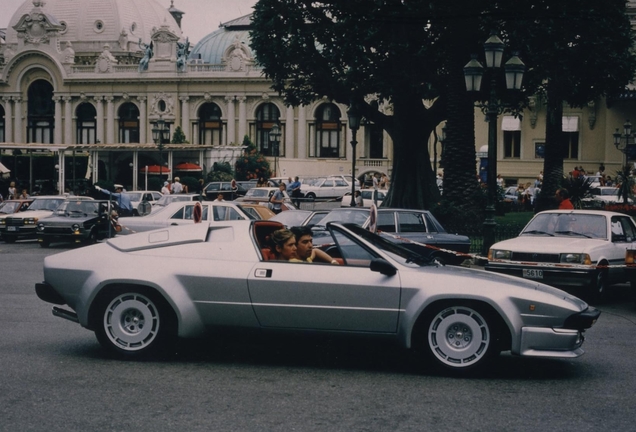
left=198, top=103, right=223, bottom=145
left=255, top=103, right=282, bottom=156
left=76, top=103, right=96, bottom=144
left=27, top=80, right=55, bottom=143
left=0, top=104, right=5, bottom=143
left=312, top=103, right=343, bottom=158
left=118, top=102, right=140, bottom=143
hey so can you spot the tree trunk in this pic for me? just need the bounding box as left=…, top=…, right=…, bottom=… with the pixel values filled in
left=441, top=67, right=483, bottom=219
left=536, top=87, right=565, bottom=212
left=382, top=94, right=439, bottom=209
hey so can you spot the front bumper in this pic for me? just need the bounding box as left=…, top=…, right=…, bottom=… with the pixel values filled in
left=486, top=262, right=596, bottom=288
left=1, top=225, right=37, bottom=239
left=517, top=307, right=600, bottom=358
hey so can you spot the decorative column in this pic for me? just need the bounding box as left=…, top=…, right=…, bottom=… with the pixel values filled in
left=14, top=97, right=23, bottom=143
left=64, top=96, right=73, bottom=144
left=132, top=151, right=139, bottom=190
left=57, top=151, right=65, bottom=195
left=137, top=96, right=147, bottom=143
left=94, top=96, right=104, bottom=144
left=285, top=105, right=294, bottom=158
left=225, top=96, right=235, bottom=145
left=3, top=97, right=13, bottom=143
left=237, top=96, right=247, bottom=142
left=105, top=96, right=115, bottom=144
left=180, top=96, right=190, bottom=142
left=54, top=96, right=63, bottom=144
left=297, top=105, right=307, bottom=159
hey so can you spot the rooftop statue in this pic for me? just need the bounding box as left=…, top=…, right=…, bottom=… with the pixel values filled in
left=176, top=37, right=189, bottom=72
left=138, top=38, right=153, bottom=72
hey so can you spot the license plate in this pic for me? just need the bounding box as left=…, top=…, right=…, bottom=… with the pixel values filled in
left=7, top=226, right=17, bottom=232
left=523, top=269, right=543, bottom=279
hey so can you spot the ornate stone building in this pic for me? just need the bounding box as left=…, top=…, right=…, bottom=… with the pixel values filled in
left=0, top=0, right=391, bottom=193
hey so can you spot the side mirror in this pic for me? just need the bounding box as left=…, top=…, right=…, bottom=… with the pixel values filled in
left=370, top=258, right=397, bottom=276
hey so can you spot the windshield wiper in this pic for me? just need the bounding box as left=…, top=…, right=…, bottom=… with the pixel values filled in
left=554, top=230, right=592, bottom=238
left=523, top=230, right=554, bottom=236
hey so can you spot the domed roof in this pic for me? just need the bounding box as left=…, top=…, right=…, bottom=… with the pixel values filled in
left=5, top=0, right=181, bottom=49
left=189, top=14, right=251, bottom=64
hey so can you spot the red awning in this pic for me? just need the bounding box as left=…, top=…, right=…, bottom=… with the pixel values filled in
left=140, top=165, right=171, bottom=175
left=175, top=162, right=202, bottom=172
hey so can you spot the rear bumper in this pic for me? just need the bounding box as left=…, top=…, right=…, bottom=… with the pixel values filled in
left=35, top=282, right=66, bottom=305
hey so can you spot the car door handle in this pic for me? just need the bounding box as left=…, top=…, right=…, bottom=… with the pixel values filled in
left=255, top=269, right=273, bottom=278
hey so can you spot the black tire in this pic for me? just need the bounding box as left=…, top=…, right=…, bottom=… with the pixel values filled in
left=306, top=193, right=316, bottom=201
left=3, top=236, right=16, bottom=243
left=416, top=303, right=499, bottom=374
left=94, top=289, right=175, bottom=358
left=587, top=269, right=607, bottom=304
left=39, top=239, right=50, bottom=248
left=86, top=229, right=97, bottom=245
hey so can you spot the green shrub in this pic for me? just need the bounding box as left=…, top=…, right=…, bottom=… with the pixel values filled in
left=234, top=135, right=272, bottom=181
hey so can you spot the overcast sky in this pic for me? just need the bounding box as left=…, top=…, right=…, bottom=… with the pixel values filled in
left=0, top=0, right=258, bottom=43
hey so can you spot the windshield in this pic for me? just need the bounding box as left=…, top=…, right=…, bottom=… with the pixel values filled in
left=155, top=195, right=192, bottom=206
left=123, top=192, right=143, bottom=201
left=271, top=210, right=312, bottom=226
left=0, top=202, right=22, bottom=214
left=521, top=213, right=607, bottom=239
left=339, top=224, right=433, bottom=266
left=55, top=201, right=100, bottom=216
left=27, top=198, right=65, bottom=211
left=318, top=209, right=369, bottom=227
left=244, top=189, right=269, bottom=198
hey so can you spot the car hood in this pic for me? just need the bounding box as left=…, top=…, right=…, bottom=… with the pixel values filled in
left=7, top=210, right=53, bottom=219
left=492, top=235, right=607, bottom=252
left=403, top=264, right=588, bottom=310
left=41, top=214, right=96, bottom=224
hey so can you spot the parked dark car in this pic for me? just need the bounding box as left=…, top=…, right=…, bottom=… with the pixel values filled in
left=310, top=208, right=471, bottom=265
left=36, top=200, right=119, bottom=247
left=202, top=181, right=248, bottom=200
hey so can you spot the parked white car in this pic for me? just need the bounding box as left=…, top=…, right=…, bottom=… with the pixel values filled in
left=118, top=201, right=256, bottom=234
left=486, top=209, right=636, bottom=302
left=583, top=186, right=632, bottom=205
left=301, top=176, right=359, bottom=200
left=123, top=190, right=163, bottom=215
left=340, top=189, right=386, bottom=207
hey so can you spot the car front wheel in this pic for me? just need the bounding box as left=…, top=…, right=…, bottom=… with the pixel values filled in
left=305, top=193, right=316, bottom=201
left=587, top=269, right=607, bottom=304
left=419, top=304, right=497, bottom=373
left=95, top=290, right=174, bottom=358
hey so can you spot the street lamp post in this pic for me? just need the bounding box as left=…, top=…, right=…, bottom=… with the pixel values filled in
left=464, top=31, right=525, bottom=256
left=268, top=123, right=281, bottom=177
left=347, top=103, right=361, bottom=207
left=613, top=119, right=634, bottom=168
left=152, top=117, right=170, bottom=181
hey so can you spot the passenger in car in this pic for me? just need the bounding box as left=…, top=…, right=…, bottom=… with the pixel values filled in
left=269, top=229, right=297, bottom=261
left=290, top=226, right=339, bottom=264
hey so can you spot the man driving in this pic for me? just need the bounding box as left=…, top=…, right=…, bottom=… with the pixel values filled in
left=290, top=226, right=339, bottom=264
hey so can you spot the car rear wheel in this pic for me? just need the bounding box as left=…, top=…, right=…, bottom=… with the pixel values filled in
left=305, top=193, right=316, bottom=201
left=418, top=304, right=497, bottom=373
left=95, top=290, right=174, bottom=358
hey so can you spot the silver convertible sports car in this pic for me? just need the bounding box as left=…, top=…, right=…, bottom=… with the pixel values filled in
left=36, top=220, right=600, bottom=373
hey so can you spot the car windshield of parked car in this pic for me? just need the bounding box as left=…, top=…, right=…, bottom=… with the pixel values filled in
left=318, top=209, right=369, bottom=227
left=235, top=205, right=260, bottom=220
left=26, top=198, right=65, bottom=211
left=271, top=210, right=312, bottom=226
left=521, top=213, right=607, bottom=239
left=0, top=202, right=22, bottom=214
left=155, top=195, right=193, bottom=207
left=244, top=189, right=269, bottom=198
left=123, top=192, right=143, bottom=202
left=54, top=201, right=100, bottom=216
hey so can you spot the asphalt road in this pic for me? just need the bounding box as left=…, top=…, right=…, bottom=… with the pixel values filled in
left=1, top=239, right=635, bottom=432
